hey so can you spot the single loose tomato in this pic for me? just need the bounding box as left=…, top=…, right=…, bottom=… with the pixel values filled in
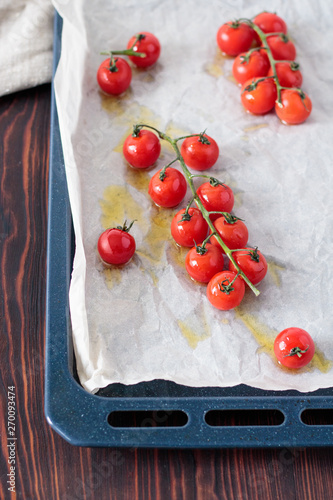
left=185, top=243, right=224, bottom=283
left=210, top=215, right=249, bottom=252
left=229, top=247, right=267, bottom=285
left=171, top=207, right=208, bottom=247
left=123, top=127, right=161, bottom=168
left=216, top=21, right=256, bottom=56
left=274, top=328, right=315, bottom=369
left=97, top=221, right=136, bottom=265
left=241, top=77, right=277, bottom=115
left=127, top=32, right=161, bottom=68
left=232, top=50, right=270, bottom=85
left=266, top=34, right=296, bottom=61
left=181, top=133, right=219, bottom=171
left=275, top=89, right=312, bottom=125
left=207, top=270, right=245, bottom=310
left=268, top=61, right=302, bottom=88
left=97, top=57, right=132, bottom=95
left=253, top=12, right=287, bottom=34
left=196, top=180, right=234, bottom=221
left=148, top=167, right=187, bottom=208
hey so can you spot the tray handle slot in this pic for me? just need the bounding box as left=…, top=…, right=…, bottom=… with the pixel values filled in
left=108, top=410, right=188, bottom=428
left=301, top=409, right=333, bottom=426
left=205, top=409, right=285, bottom=427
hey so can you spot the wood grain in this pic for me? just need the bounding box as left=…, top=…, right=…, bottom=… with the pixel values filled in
left=0, top=85, right=333, bottom=500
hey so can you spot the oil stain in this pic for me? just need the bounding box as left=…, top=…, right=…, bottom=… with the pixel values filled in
left=267, top=260, right=285, bottom=288
left=178, top=310, right=211, bottom=349
left=204, top=48, right=231, bottom=78
left=243, top=123, right=269, bottom=133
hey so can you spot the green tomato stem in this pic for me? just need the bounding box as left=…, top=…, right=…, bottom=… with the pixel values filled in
left=136, top=123, right=261, bottom=296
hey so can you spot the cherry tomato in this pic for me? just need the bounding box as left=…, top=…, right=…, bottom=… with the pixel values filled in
left=97, top=221, right=136, bottom=265
left=127, top=32, right=161, bottom=68
left=253, top=12, right=287, bottom=34
left=207, top=270, right=245, bottom=310
left=274, top=328, right=315, bottom=369
left=185, top=243, right=224, bottom=283
left=268, top=61, right=302, bottom=88
left=229, top=247, right=267, bottom=285
left=266, top=34, right=296, bottom=61
left=232, top=50, right=270, bottom=85
left=216, top=21, right=256, bottom=56
left=123, top=128, right=161, bottom=169
left=210, top=215, right=249, bottom=252
left=196, top=180, right=234, bottom=221
left=241, top=77, right=277, bottom=115
left=171, top=207, right=208, bottom=247
left=97, top=57, right=132, bottom=95
left=181, top=133, right=219, bottom=171
left=275, top=89, right=312, bottom=125
left=148, top=167, right=187, bottom=208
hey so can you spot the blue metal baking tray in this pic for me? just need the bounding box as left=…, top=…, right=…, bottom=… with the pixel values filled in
left=44, top=11, right=333, bottom=448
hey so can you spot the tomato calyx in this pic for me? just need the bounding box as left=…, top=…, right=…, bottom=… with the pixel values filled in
left=218, top=275, right=238, bottom=295
left=289, top=61, right=300, bottom=72
left=198, top=131, right=211, bottom=145
left=226, top=20, right=242, bottom=29
left=178, top=197, right=196, bottom=222
left=115, top=220, right=136, bottom=232
left=223, top=213, right=243, bottom=224
left=194, top=233, right=215, bottom=255
left=131, top=124, right=143, bottom=137
left=284, top=345, right=309, bottom=358
left=242, top=75, right=275, bottom=94
left=248, top=246, right=260, bottom=262
left=101, top=34, right=147, bottom=62
left=159, top=159, right=178, bottom=181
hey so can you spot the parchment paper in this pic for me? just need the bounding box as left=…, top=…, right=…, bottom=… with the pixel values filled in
left=52, top=0, right=333, bottom=393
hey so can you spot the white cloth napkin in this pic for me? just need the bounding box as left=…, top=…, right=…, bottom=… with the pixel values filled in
left=0, top=0, right=54, bottom=96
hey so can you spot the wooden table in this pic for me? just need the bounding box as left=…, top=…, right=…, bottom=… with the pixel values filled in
left=0, top=84, right=332, bottom=500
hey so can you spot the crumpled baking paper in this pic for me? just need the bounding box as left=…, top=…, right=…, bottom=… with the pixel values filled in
left=52, top=0, right=333, bottom=393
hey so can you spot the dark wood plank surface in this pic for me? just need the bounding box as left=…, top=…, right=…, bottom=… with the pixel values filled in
left=0, top=84, right=332, bottom=500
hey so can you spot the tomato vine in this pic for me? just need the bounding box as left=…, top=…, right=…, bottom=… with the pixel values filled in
left=132, top=123, right=261, bottom=297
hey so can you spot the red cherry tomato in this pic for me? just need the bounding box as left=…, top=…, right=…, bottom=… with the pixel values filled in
left=241, top=77, right=277, bottom=115
left=196, top=180, right=234, bottom=221
left=148, top=167, right=187, bottom=208
left=185, top=243, right=224, bottom=283
left=171, top=207, right=208, bottom=247
left=268, top=61, right=303, bottom=88
left=275, top=89, right=312, bottom=125
left=210, top=215, right=249, bottom=252
left=123, top=128, right=161, bottom=169
left=229, top=247, right=267, bottom=285
left=274, top=328, right=315, bottom=369
left=97, top=222, right=136, bottom=265
left=97, top=57, right=132, bottom=95
left=207, top=270, right=245, bottom=310
left=127, top=32, right=161, bottom=68
left=253, top=12, right=287, bottom=34
left=266, top=35, right=296, bottom=61
left=181, top=134, right=219, bottom=171
left=232, top=50, right=270, bottom=85
left=216, top=21, right=256, bottom=56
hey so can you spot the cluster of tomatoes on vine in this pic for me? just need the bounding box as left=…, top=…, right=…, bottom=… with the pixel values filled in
left=216, top=11, right=312, bottom=124
left=97, top=31, right=161, bottom=95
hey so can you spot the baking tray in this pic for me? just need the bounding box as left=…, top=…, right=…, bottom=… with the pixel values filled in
left=44, top=11, right=333, bottom=448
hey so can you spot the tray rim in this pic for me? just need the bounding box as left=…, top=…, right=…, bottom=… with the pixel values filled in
left=44, top=10, right=333, bottom=449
